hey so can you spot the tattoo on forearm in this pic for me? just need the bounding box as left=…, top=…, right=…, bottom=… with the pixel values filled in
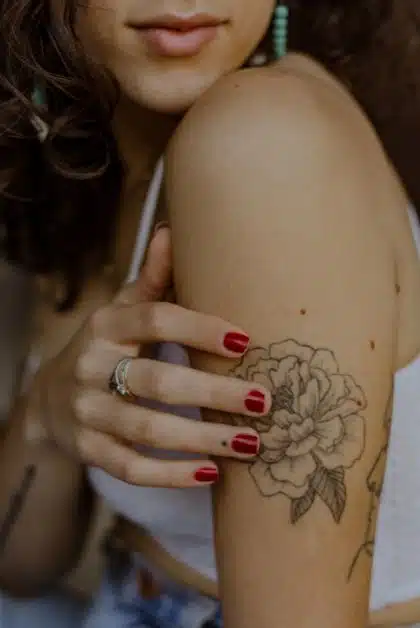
left=0, top=464, right=37, bottom=556
left=347, top=389, right=393, bottom=580
left=228, top=339, right=367, bottom=525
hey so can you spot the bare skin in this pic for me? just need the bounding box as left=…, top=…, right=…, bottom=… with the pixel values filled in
left=0, top=227, right=271, bottom=594
left=0, top=0, right=281, bottom=593
left=2, top=56, right=420, bottom=628
left=168, top=57, right=420, bottom=627
left=1, top=0, right=420, bottom=625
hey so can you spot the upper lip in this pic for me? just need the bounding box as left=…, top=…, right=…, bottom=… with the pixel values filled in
left=129, top=13, right=226, bottom=31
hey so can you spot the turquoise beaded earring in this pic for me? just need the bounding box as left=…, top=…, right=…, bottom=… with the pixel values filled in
left=31, top=83, right=48, bottom=141
left=273, top=3, right=289, bottom=59
left=32, top=84, right=46, bottom=107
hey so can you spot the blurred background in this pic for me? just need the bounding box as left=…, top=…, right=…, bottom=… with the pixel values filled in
left=0, top=261, right=109, bottom=625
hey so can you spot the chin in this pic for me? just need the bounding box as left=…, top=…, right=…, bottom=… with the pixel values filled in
left=119, top=64, right=232, bottom=114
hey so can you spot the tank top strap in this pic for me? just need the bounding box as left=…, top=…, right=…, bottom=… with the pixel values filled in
left=125, top=157, right=165, bottom=284
left=407, top=205, right=420, bottom=257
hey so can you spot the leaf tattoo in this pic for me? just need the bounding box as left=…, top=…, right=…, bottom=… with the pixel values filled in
left=229, top=339, right=367, bottom=524
left=311, top=466, right=347, bottom=523
left=291, top=487, right=316, bottom=524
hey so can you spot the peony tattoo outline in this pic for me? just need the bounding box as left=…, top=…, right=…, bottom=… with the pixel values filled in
left=229, top=339, right=367, bottom=524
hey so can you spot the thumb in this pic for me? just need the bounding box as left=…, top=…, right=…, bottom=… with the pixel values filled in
left=115, top=225, right=172, bottom=305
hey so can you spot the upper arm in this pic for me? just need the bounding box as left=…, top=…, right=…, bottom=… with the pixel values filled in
left=167, top=69, right=399, bottom=628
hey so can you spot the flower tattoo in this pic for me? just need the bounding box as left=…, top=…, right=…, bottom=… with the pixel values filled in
left=229, top=340, right=367, bottom=524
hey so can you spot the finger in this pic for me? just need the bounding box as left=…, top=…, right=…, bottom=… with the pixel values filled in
left=93, top=301, right=250, bottom=357
left=78, top=427, right=219, bottom=488
left=115, top=226, right=172, bottom=306
left=130, top=360, right=271, bottom=416
left=76, top=391, right=262, bottom=459
left=82, top=355, right=270, bottom=418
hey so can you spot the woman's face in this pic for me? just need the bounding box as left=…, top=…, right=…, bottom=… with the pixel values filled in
left=76, top=0, right=276, bottom=113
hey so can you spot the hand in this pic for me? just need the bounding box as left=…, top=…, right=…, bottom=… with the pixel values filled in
left=29, top=227, right=271, bottom=488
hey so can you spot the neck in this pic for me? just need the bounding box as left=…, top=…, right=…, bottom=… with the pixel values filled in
left=110, top=97, right=179, bottom=281
left=113, top=95, right=180, bottom=188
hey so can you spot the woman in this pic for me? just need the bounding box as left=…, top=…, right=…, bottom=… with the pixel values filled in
left=0, top=0, right=419, bottom=626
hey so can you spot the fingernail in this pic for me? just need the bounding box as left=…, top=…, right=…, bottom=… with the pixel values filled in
left=231, top=433, right=260, bottom=455
left=245, top=390, right=266, bottom=414
left=153, top=221, right=169, bottom=234
left=194, top=466, right=219, bottom=484
left=223, top=332, right=250, bottom=354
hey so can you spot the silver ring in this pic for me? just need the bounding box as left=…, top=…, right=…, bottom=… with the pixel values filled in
left=109, top=357, right=136, bottom=400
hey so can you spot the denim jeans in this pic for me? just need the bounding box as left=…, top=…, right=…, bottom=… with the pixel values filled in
left=82, top=545, right=221, bottom=628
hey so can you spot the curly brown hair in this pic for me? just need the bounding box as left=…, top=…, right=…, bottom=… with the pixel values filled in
left=0, top=0, right=417, bottom=308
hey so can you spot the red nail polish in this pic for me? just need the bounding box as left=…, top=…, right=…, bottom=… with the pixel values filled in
left=231, top=433, right=260, bottom=455
left=245, top=390, right=266, bottom=414
left=223, top=332, right=250, bottom=354
left=194, top=467, right=219, bottom=483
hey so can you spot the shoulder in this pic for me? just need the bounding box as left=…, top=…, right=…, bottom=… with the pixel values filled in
left=167, top=62, right=401, bottom=239
left=167, top=61, right=399, bottom=216
left=168, top=62, right=377, bottom=183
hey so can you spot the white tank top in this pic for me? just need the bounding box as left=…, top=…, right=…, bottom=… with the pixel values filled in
left=88, top=160, right=420, bottom=612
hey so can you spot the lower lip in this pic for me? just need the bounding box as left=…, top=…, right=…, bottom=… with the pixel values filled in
left=142, top=25, right=219, bottom=57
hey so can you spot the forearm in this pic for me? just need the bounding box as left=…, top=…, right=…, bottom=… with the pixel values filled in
left=0, top=394, right=93, bottom=597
